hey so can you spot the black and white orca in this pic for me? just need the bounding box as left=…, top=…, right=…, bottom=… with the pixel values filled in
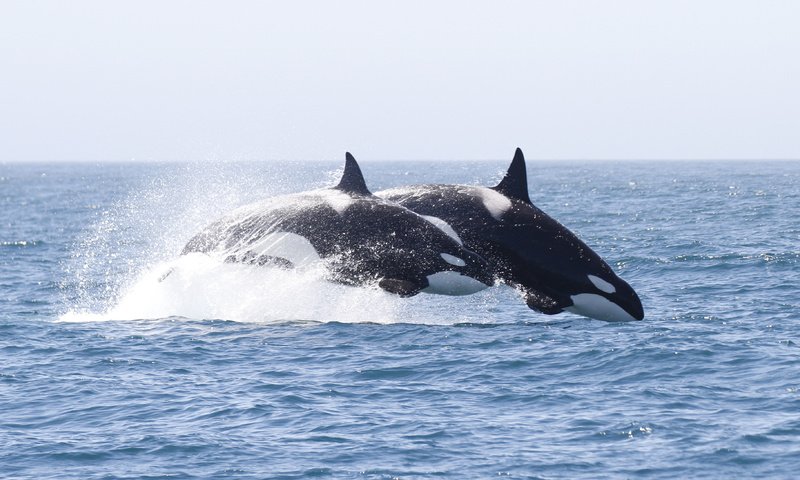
left=377, top=148, right=645, bottom=321
left=182, top=153, right=493, bottom=297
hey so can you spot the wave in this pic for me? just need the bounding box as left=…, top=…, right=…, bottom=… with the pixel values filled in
left=670, top=252, right=800, bottom=264
left=1, top=240, right=44, bottom=248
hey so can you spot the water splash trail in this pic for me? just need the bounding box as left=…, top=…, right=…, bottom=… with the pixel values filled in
left=60, top=161, right=517, bottom=325
left=62, top=253, right=402, bottom=323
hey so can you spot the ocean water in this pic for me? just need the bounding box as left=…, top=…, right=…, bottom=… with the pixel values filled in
left=1, top=159, right=799, bottom=479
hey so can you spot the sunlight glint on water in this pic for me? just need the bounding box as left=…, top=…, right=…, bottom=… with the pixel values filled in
left=1, top=160, right=799, bottom=479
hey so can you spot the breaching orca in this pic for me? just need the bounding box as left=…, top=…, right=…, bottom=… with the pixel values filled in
left=182, top=153, right=493, bottom=297
left=377, top=148, right=644, bottom=321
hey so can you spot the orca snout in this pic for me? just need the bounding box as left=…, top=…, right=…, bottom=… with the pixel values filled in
left=613, top=279, right=645, bottom=321
left=459, top=248, right=494, bottom=284
left=564, top=274, right=644, bottom=322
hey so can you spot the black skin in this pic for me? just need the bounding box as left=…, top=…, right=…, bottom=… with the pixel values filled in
left=182, top=154, right=492, bottom=296
left=377, top=148, right=644, bottom=321
left=379, top=185, right=626, bottom=312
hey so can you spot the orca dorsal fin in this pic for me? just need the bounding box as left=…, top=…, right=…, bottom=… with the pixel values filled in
left=334, top=152, right=371, bottom=195
left=492, top=147, right=531, bottom=203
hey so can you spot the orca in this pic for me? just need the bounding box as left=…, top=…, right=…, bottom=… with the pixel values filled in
left=182, top=153, right=493, bottom=297
left=377, top=148, right=644, bottom=321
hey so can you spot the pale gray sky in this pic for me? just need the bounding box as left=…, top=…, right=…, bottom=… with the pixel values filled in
left=1, top=0, right=798, bottom=162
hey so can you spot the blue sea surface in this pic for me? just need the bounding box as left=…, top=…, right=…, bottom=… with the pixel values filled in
left=1, top=160, right=799, bottom=479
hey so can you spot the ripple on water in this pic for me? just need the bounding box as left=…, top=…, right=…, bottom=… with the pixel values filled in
left=2, top=162, right=800, bottom=478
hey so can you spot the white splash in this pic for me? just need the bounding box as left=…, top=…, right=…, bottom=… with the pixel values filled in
left=60, top=164, right=509, bottom=326
left=61, top=253, right=508, bottom=325
left=61, top=254, right=399, bottom=324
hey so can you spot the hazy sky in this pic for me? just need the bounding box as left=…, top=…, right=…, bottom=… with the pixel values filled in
left=1, top=1, right=798, bottom=161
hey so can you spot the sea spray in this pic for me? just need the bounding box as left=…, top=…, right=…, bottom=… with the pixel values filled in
left=60, top=161, right=510, bottom=324
left=61, top=252, right=511, bottom=324
left=62, top=161, right=336, bottom=317
left=62, top=254, right=398, bottom=323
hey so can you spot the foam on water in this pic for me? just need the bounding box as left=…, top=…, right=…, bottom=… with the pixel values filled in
left=61, top=251, right=513, bottom=325
left=60, top=162, right=348, bottom=322
left=61, top=253, right=403, bottom=323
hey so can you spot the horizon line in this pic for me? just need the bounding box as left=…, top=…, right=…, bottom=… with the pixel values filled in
left=2, top=157, right=799, bottom=164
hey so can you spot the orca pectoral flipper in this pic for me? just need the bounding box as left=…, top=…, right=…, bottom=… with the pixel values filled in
left=523, top=289, right=564, bottom=315
left=378, top=278, right=425, bottom=297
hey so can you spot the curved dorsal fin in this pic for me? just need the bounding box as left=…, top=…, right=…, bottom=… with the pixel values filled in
left=334, top=152, right=371, bottom=195
left=492, top=147, right=531, bottom=203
